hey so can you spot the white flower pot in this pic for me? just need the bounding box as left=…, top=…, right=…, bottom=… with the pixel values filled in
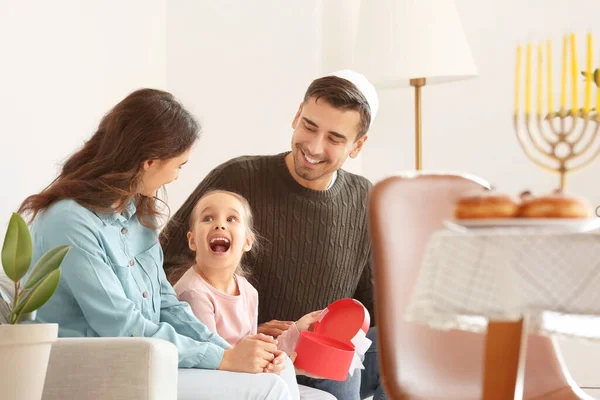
left=0, top=323, right=58, bottom=400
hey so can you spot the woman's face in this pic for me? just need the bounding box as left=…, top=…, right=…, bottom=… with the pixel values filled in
left=138, top=149, right=190, bottom=197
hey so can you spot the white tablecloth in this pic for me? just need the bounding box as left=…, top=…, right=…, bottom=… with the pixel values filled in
left=406, top=228, right=600, bottom=340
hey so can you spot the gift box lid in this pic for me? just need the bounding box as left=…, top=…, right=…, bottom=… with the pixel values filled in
left=313, top=298, right=370, bottom=344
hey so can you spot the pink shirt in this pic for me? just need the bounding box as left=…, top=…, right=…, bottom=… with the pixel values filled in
left=174, top=267, right=299, bottom=353
left=174, top=268, right=258, bottom=346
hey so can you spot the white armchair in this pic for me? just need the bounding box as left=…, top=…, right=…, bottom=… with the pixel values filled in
left=43, top=337, right=178, bottom=400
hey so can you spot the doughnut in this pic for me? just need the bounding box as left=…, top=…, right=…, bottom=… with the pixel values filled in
left=518, top=190, right=591, bottom=218
left=454, top=190, right=519, bottom=219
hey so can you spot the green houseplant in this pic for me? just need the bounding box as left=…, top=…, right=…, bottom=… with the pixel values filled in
left=0, top=213, right=69, bottom=324
left=0, top=212, right=70, bottom=400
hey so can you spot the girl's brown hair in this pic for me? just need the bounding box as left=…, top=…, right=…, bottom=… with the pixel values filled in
left=18, top=88, right=200, bottom=228
left=167, top=190, right=259, bottom=284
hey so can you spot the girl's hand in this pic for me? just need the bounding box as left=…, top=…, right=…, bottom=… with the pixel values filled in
left=295, top=310, right=323, bottom=332
left=218, top=335, right=278, bottom=373
left=263, top=350, right=288, bottom=374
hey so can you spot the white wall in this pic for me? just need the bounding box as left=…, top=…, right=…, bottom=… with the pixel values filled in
left=0, top=0, right=167, bottom=234
left=165, top=0, right=322, bottom=212
left=362, top=0, right=600, bottom=209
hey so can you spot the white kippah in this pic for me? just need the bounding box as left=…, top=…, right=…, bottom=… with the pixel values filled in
left=328, top=69, right=379, bottom=128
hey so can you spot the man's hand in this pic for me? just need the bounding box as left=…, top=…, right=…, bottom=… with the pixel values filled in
left=258, top=320, right=294, bottom=338
left=295, top=310, right=323, bottom=332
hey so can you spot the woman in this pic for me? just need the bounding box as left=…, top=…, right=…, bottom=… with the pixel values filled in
left=19, top=89, right=292, bottom=399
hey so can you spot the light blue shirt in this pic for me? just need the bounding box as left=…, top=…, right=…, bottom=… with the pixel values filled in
left=31, top=199, right=230, bottom=369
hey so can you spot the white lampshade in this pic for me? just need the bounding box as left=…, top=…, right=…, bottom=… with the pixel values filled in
left=354, top=0, right=478, bottom=88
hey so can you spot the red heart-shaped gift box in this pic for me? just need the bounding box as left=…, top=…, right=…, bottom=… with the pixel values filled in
left=293, top=298, right=370, bottom=381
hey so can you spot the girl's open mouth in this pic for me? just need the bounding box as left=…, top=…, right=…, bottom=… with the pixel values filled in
left=209, top=235, right=231, bottom=254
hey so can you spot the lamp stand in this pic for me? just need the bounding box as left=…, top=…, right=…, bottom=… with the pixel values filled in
left=410, top=77, right=426, bottom=170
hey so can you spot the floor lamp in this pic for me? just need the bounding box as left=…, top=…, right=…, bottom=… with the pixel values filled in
left=354, top=0, right=478, bottom=170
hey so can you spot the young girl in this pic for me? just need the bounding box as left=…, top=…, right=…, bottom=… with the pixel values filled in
left=173, top=190, right=324, bottom=397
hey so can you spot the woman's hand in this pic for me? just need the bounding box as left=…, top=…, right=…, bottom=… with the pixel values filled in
left=217, top=334, right=278, bottom=373
left=295, top=310, right=323, bottom=332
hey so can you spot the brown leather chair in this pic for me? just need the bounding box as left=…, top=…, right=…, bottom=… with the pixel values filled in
left=368, top=173, right=592, bottom=400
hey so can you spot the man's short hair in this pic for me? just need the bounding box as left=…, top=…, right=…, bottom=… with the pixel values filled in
left=303, top=76, right=372, bottom=140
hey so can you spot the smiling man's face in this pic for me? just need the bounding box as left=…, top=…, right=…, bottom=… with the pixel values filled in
left=285, top=97, right=368, bottom=190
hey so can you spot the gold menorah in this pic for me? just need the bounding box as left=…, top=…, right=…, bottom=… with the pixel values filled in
left=514, top=33, right=600, bottom=190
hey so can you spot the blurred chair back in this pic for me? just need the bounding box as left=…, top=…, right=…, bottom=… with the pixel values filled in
left=369, top=172, right=587, bottom=399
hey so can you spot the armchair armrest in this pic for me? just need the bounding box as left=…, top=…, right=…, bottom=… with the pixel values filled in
left=43, top=337, right=178, bottom=400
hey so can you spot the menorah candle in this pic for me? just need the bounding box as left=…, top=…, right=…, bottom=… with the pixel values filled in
left=547, top=40, right=553, bottom=115
left=526, top=43, right=532, bottom=114
left=585, top=33, right=593, bottom=114
left=571, top=33, right=578, bottom=114
left=561, top=35, right=567, bottom=110
left=515, top=45, right=521, bottom=114
left=538, top=44, right=543, bottom=116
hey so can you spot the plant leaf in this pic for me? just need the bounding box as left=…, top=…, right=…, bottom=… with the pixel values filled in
left=0, top=296, right=10, bottom=324
left=1, top=213, right=32, bottom=282
left=12, top=269, right=61, bottom=322
left=24, top=245, right=70, bottom=290
left=0, top=283, right=12, bottom=304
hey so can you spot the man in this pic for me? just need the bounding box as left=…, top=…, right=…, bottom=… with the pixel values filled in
left=161, top=70, right=385, bottom=400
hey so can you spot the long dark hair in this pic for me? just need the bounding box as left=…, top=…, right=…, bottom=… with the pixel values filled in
left=19, top=88, right=200, bottom=228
